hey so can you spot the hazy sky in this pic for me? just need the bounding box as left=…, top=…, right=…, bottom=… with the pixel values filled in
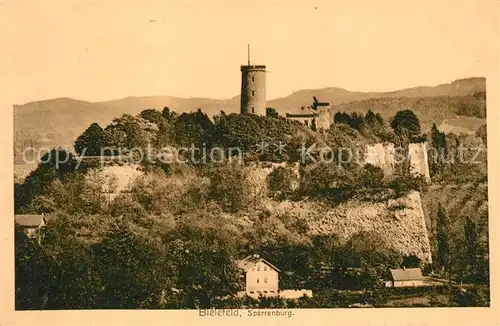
left=2, top=0, right=498, bottom=104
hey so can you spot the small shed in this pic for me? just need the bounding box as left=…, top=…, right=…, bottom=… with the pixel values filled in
left=15, top=214, right=46, bottom=238
left=385, top=267, right=424, bottom=287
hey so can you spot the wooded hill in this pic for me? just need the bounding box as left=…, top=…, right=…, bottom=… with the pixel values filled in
left=14, top=77, right=485, bottom=165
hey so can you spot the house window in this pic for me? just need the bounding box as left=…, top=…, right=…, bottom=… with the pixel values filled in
left=305, top=120, right=309, bottom=126
left=252, top=76, right=255, bottom=82
left=264, top=291, right=268, bottom=294
left=264, top=265, right=267, bottom=271
left=257, top=278, right=260, bottom=283
left=270, top=290, right=275, bottom=293
left=250, top=291, right=254, bottom=294
left=257, top=265, right=260, bottom=271
left=264, top=277, right=267, bottom=283
left=251, top=107, right=255, bottom=114
left=252, top=90, right=255, bottom=96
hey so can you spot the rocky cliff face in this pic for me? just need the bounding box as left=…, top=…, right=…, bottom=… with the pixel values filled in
left=245, top=162, right=432, bottom=261
left=268, top=191, right=432, bottom=262
left=87, top=163, right=144, bottom=200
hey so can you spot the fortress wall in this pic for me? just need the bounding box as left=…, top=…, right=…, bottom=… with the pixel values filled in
left=408, top=143, right=431, bottom=182
left=364, top=143, right=396, bottom=176
left=364, top=142, right=431, bottom=182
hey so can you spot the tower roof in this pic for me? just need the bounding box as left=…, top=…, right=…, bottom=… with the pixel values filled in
left=241, top=65, right=266, bottom=71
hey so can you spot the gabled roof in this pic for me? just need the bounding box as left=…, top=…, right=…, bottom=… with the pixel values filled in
left=390, top=268, right=423, bottom=281
left=235, top=254, right=281, bottom=272
left=15, top=214, right=45, bottom=227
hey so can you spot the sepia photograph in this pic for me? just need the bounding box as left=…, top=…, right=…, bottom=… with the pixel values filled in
left=3, top=0, right=499, bottom=324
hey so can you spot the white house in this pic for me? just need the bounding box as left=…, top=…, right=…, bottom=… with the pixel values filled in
left=385, top=267, right=424, bottom=287
left=235, top=254, right=280, bottom=298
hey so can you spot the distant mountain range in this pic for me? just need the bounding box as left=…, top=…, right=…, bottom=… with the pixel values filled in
left=14, top=77, right=486, bottom=158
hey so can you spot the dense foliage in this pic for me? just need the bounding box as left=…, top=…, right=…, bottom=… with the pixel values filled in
left=74, top=123, right=106, bottom=156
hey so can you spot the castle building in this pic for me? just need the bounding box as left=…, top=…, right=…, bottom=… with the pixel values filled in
left=240, top=46, right=266, bottom=115
left=285, top=97, right=333, bottom=131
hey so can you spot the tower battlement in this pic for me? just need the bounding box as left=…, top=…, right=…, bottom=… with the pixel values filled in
left=240, top=65, right=266, bottom=71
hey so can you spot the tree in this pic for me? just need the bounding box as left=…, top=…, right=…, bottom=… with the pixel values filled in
left=363, top=110, right=384, bottom=133
left=35, top=171, right=106, bottom=215
left=429, top=123, right=447, bottom=176
left=139, top=109, right=164, bottom=125
left=334, top=112, right=352, bottom=126
left=403, top=255, right=421, bottom=268
left=266, top=107, right=278, bottom=118
left=390, top=110, right=421, bottom=140
left=74, top=123, right=106, bottom=156
left=42, top=219, right=104, bottom=309
left=300, top=162, right=359, bottom=203
left=436, top=203, right=451, bottom=273
left=476, top=125, right=487, bottom=146
left=311, top=117, right=317, bottom=131
left=162, top=106, right=177, bottom=122
left=211, top=113, right=300, bottom=162
left=349, top=112, right=364, bottom=130
left=105, top=114, right=147, bottom=150
left=15, top=226, right=51, bottom=309
left=388, top=173, right=425, bottom=197
left=17, top=149, right=79, bottom=211
left=207, top=164, right=252, bottom=213
left=333, top=112, right=364, bottom=130
left=331, top=231, right=402, bottom=290
left=463, top=216, right=478, bottom=274
left=173, top=109, right=214, bottom=147
left=166, top=218, right=241, bottom=308
left=92, top=220, right=165, bottom=308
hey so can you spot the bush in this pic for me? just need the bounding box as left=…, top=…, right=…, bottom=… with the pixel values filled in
left=267, top=167, right=299, bottom=199
left=206, top=164, right=252, bottom=213
left=358, top=164, right=385, bottom=189
left=388, top=174, right=426, bottom=197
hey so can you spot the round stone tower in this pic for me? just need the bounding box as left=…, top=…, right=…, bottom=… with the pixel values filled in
left=240, top=64, right=266, bottom=115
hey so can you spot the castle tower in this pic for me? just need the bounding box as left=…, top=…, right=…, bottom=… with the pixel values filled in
left=240, top=45, right=266, bottom=115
